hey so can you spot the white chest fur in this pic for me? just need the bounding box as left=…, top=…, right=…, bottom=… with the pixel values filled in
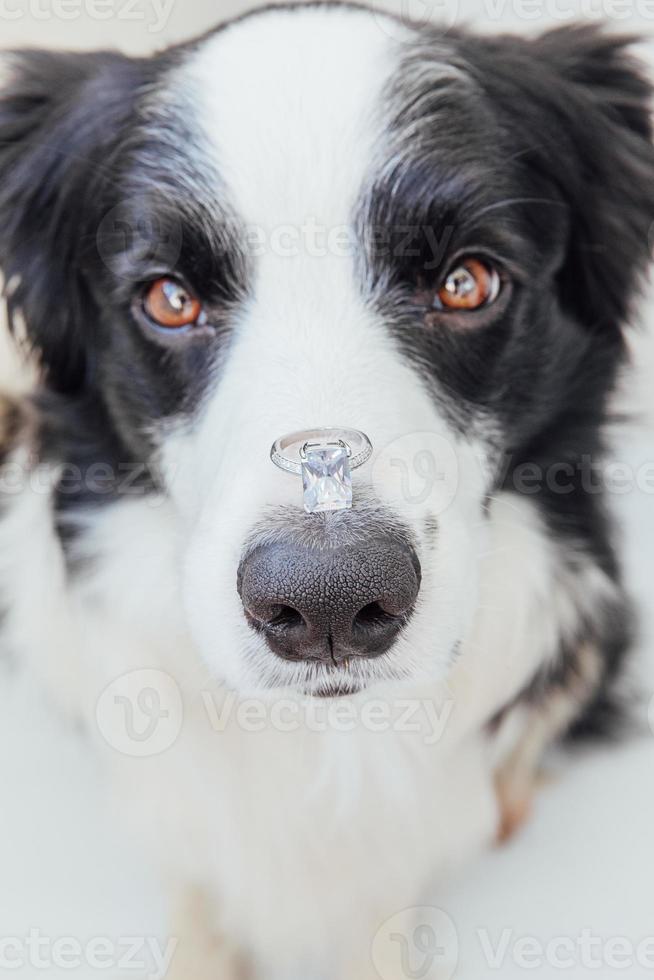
left=0, top=480, right=612, bottom=978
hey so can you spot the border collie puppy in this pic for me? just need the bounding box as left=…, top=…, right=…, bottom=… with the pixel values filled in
left=0, top=5, right=652, bottom=978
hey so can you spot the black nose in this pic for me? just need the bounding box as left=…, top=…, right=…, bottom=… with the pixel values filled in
left=237, top=537, right=421, bottom=664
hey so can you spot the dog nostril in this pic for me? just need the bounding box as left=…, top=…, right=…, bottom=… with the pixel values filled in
left=245, top=603, right=306, bottom=631
left=352, top=601, right=404, bottom=633
left=267, top=605, right=305, bottom=631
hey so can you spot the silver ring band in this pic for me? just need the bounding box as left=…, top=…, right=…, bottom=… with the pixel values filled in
left=270, top=427, right=373, bottom=475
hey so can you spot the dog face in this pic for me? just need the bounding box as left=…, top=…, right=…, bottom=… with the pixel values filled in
left=0, top=7, right=652, bottom=696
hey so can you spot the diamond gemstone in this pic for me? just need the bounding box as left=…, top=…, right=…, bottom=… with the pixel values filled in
left=301, top=445, right=352, bottom=513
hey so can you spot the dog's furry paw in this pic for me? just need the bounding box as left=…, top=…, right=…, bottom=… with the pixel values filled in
left=495, top=771, right=534, bottom=843
left=0, top=393, right=33, bottom=464
left=495, top=764, right=554, bottom=843
left=166, top=888, right=248, bottom=980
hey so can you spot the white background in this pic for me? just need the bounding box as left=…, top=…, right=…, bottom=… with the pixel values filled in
left=1, top=0, right=653, bottom=977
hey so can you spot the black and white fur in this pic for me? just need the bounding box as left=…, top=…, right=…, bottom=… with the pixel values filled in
left=0, top=6, right=652, bottom=979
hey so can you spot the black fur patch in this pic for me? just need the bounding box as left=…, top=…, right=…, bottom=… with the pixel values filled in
left=358, top=23, right=654, bottom=733
left=0, top=47, right=249, bottom=473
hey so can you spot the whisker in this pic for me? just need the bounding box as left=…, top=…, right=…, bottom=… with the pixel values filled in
left=472, top=197, right=565, bottom=219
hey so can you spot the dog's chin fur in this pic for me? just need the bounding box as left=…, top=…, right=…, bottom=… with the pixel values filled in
left=0, top=5, right=652, bottom=978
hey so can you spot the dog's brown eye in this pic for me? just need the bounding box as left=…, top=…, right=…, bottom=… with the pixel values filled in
left=143, top=278, right=203, bottom=329
left=435, top=258, right=500, bottom=311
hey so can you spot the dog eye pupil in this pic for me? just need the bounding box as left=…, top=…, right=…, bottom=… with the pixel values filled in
left=444, top=268, right=476, bottom=298
left=143, top=277, right=203, bottom=329
left=435, top=258, right=500, bottom=312
left=165, top=281, right=188, bottom=311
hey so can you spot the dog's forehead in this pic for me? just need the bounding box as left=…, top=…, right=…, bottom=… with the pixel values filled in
left=175, top=8, right=399, bottom=226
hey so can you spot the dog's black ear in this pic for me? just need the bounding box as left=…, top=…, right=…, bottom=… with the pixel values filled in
left=0, top=50, right=144, bottom=393
left=466, top=25, right=654, bottom=339
left=531, top=27, right=654, bottom=337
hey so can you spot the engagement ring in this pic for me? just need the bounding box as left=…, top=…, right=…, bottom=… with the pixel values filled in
left=270, top=427, right=373, bottom=513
